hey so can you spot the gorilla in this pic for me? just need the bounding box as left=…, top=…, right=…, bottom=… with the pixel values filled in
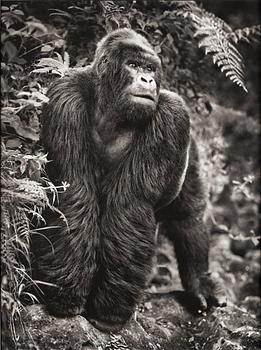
left=35, top=28, right=225, bottom=332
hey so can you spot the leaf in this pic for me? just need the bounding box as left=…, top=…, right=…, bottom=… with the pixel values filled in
left=63, top=51, right=70, bottom=67
left=5, top=138, right=22, bottom=149
left=26, top=21, right=48, bottom=34
left=75, top=57, right=88, bottom=67
left=53, top=38, right=66, bottom=49
left=3, top=41, right=17, bottom=62
left=17, top=91, right=49, bottom=104
left=32, top=55, right=70, bottom=76
left=19, top=158, right=27, bottom=174
left=50, top=69, right=64, bottom=76
left=13, top=98, right=42, bottom=108
left=191, top=10, right=248, bottom=92
left=17, top=91, right=31, bottom=98
left=41, top=45, right=53, bottom=52
left=13, top=9, right=24, bottom=16
left=32, top=91, right=49, bottom=103
left=167, top=33, right=174, bottom=45
left=28, top=159, right=41, bottom=180
left=12, top=57, right=27, bottom=65
left=35, top=57, right=65, bottom=69
left=251, top=237, right=260, bottom=246
left=2, top=114, right=40, bottom=141
left=54, top=52, right=63, bottom=62
left=31, top=67, right=52, bottom=74
left=229, top=25, right=261, bottom=44
left=49, top=8, right=72, bottom=19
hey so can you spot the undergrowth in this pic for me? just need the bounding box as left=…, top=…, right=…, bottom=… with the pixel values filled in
left=1, top=145, right=64, bottom=344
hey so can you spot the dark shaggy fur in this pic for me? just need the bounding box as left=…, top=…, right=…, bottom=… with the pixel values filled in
left=34, top=28, right=225, bottom=332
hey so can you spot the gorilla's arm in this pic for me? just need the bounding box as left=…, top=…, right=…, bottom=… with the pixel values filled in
left=157, top=140, right=227, bottom=310
left=38, top=69, right=100, bottom=315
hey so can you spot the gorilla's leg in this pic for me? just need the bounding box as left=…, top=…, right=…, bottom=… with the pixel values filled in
left=84, top=198, right=156, bottom=332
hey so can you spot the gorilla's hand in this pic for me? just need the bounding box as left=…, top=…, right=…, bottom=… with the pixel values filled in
left=194, top=272, right=227, bottom=311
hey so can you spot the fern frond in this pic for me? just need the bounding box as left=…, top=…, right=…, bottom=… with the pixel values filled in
left=228, top=25, right=261, bottom=44
left=174, top=1, right=199, bottom=14
left=200, top=8, right=233, bottom=34
left=190, top=12, right=248, bottom=92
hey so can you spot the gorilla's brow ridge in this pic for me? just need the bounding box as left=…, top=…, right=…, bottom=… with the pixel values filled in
left=121, top=38, right=154, bottom=54
left=119, top=41, right=161, bottom=67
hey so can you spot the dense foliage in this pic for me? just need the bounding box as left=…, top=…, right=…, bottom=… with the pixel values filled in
left=1, top=1, right=260, bottom=347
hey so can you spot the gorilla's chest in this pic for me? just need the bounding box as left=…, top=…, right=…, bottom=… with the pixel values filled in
left=92, top=128, right=133, bottom=168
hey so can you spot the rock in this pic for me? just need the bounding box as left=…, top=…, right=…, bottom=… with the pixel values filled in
left=240, top=296, right=261, bottom=319
left=19, top=305, right=157, bottom=350
left=16, top=298, right=261, bottom=350
left=14, top=234, right=260, bottom=350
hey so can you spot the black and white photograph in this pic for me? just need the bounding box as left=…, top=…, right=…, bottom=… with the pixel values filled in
left=1, top=1, right=260, bottom=349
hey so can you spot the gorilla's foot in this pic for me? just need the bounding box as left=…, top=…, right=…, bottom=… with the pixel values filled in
left=46, top=291, right=86, bottom=317
left=83, top=303, right=131, bottom=333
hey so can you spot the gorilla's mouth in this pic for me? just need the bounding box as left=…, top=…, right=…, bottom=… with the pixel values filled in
left=132, top=94, right=155, bottom=102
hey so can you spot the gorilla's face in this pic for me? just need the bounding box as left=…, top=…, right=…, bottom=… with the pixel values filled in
left=95, top=33, right=162, bottom=127
left=113, top=53, right=162, bottom=126
left=125, top=59, right=158, bottom=103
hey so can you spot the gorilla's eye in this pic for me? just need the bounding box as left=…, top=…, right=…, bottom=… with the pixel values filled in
left=128, top=61, right=139, bottom=68
left=146, top=65, right=155, bottom=72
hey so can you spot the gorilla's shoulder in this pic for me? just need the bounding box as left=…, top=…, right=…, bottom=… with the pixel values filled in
left=60, top=66, right=95, bottom=84
left=158, top=89, right=190, bottom=125
left=47, top=66, right=95, bottom=96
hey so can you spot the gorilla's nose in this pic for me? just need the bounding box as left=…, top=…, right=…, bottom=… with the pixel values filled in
left=140, top=75, right=153, bottom=84
left=138, top=75, right=156, bottom=91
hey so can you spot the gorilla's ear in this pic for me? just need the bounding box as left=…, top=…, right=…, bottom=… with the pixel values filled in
left=94, top=54, right=108, bottom=76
